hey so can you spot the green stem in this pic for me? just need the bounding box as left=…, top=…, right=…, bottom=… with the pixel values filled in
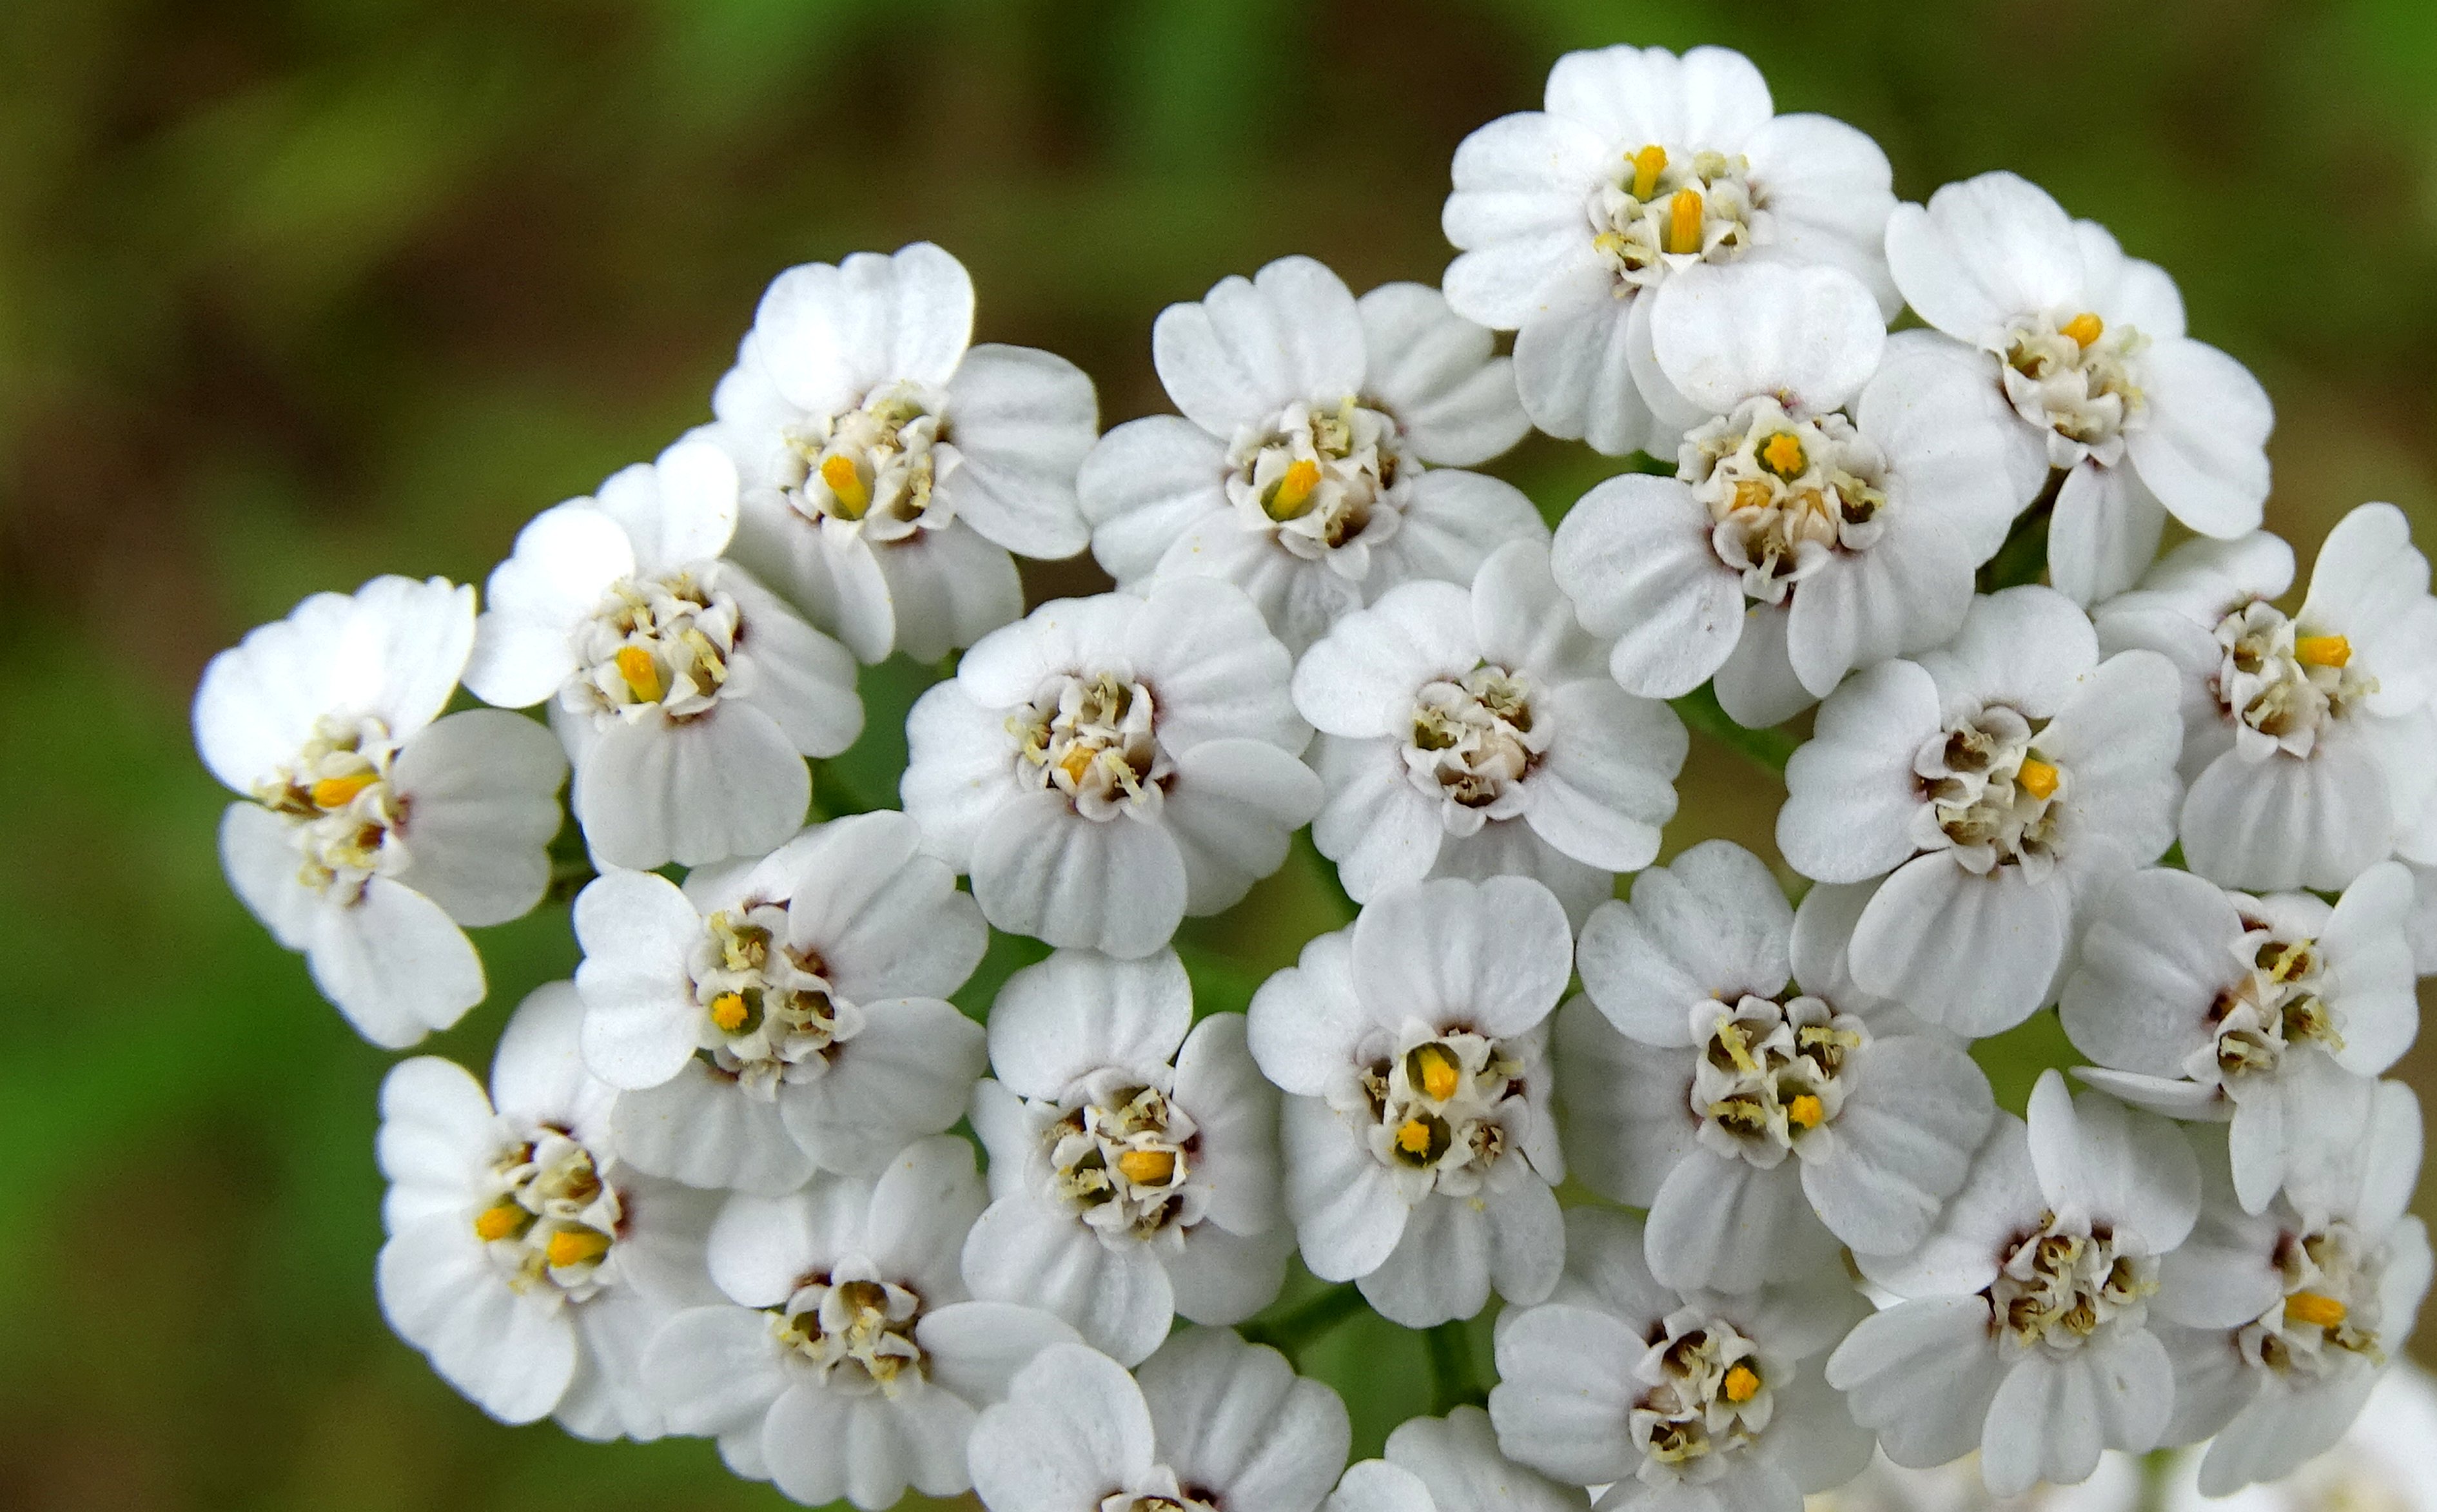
left=1669, top=683, right=1798, bottom=775
left=1425, top=1321, right=1484, bottom=1413
left=1238, top=1283, right=1366, bottom=1363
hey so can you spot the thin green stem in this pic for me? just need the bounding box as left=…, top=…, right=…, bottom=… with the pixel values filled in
left=1669, top=683, right=1797, bottom=775
left=1425, top=1321, right=1484, bottom=1414
left=1238, top=1283, right=1367, bottom=1364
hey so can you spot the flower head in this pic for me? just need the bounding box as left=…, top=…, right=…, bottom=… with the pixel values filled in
left=195, top=574, right=567, bottom=1045
left=707, top=242, right=1099, bottom=663
left=1081, top=257, right=1543, bottom=654
left=1295, top=538, right=1685, bottom=923
left=963, top=947, right=1287, bottom=1364
left=464, top=438, right=863, bottom=869
left=1443, top=44, right=1895, bottom=455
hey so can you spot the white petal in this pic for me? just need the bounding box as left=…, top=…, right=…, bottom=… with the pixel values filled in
left=773, top=810, right=988, bottom=1001
left=1139, top=1328, right=1352, bottom=1512
left=1512, top=264, right=1659, bottom=456
left=778, top=998, right=988, bottom=1174
left=2049, top=460, right=2169, bottom=606
left=1126, top=577, right=1307, bottom=755
left=1382, top=1404, right=1583, bottom=1512
left=1917, top=585, right=2099, bottom=720
left=988, top=947, right=1193, bottom=1100
left=1373, top=469, right=1551, bottom=603
left=464, top=506, right=631, bottom=708
left=389, top=709, right=565, bottom=927
left=2059, top=867, right=2239, bottom=1077
left=378, top=1217, right=574, bottom=1423
left=1741, top=111, right=1901, bottom=315
left=1489, top=1302, right=1643, bottom=1485
left=709, top=1181, right=865, bottom=1307
left=723, top=568, right=862, bottom=757
left=1823, top=1297, right=2004, bottom=1468
left=1326, top=1459, right=1433, bottom=1512
left=611, top=1063, right=816, bottom=1194
left=1350, top=876, right=1574, bottom=1038
left=961, top=1196, right=1176, bottom=1365
left=377, top=1055, right=498, bottom=1232
left=781, top=242, right=973, bottom=398
left=1311, top=735, right=1445, bottom=902
left=218, top=801, right=318, bottom=951
left=1784, top=513, right=1975, bottom=697
left=572, top=868, right=704, bottom=1089
left=1282, top=1093, right=1410, bottom=1281
left=1806, top=1036, right=1996, bottom=1257
left=1471, top=537, right=1606, bottom=685
left=1294, top=580, right=1479, bottom=740
left=1441, top=111, right=1612, bottom=329
left=1576, top=840, right=1792, bottom=1044
left=1523, top=679, right=1684, bottom=871
left=864, top=520, right=1026, bottom=664
left=1645, top=1150, right=1834, bottom=1293
left=1166, top=1221, right=1293, bottom=1328
left=971, top=795, right=1189, bottom=960
left=916, top=1300, right=1084, bottom=1406
left=1079, top=415, right=1232, bottom=583
left=1362, top=1190, right=1498, bottom=1328
left=971, top=1343, right=1156, bottom=1512
left=1247, top=929, right=1370, bottom=1096
left=1861, top=329, right=2048, bottom=562
left=1155, top=257, right=1367, bottom=435
left=2025, top=1073, right=2201, bottom=1251
left=1359, top=282, right=1531, bottom=465
left=1777, top=658, right=1942, bottom=883
left=1849, top=853, right=2067, bottom=1035
left=308, top=878, right=485, bottom=1049
left=900, top=679, right=1021, bottom=872
left=2038, top=648, right=2185, bottom=863
left=727, top=499, right=899, bottom=664
left=1855, top=1116, right=2039, bottom=1299
left=489, top=981, right=614, bottom=1138
left=591, top=440, right=739, bottom=577
left=941, top=342, right=1096, bottom=558
left=2124, top=337, right=2271, bottom=539
left=1884, top=172, right=2083, bottom=349
left=1649, top=261, right=1884, bottom=416
left=1711, top=599, right=1815, bottom=728
left=1549, top=473, right=1742, bottom=699
left=1172, top=1013, right=1282, bottom=1236
left=575, top=706, right=808, bottom=871
left=642, top=1304, right=789, bottom=1438
left=2179, top=741, right=2394, bottom=893
left=1554, top=996, right=1699, bottom=1206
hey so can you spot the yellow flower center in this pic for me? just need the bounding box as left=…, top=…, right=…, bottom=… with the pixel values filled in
left=2060, top=311, right=2105, bottom=348
left=1723, top=1364, right=1761, bottom=1404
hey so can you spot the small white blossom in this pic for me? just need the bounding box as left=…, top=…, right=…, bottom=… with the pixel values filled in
left=1885, top=171, right=2273, bottom=604
left=572, top=811, right=989, bottom=1192
left=1491, top=1207, right=1872, bottom=1512
left=1563, top=841, right=1995, bottom=1292
left=1828, top=1072, right=2203, bottom=1497
left=1248, top=877, right=1571, bottom=1328
left=2151, top=1089, right=2430, bottom=1495
left=464, top=438, right=863, bottom=869
left=2163, top=1362, right=2437, bottom=1512
left=900, top=579, right=1321, bottom=957
left=1324, top=1407, right=1586, bottom=1512
left=968, top=1329, right=1353, bottom=1512
left=707, top=242, right=1099, bottom=663
left=2061, top=863, right=2418, bottom=1212
left=1080, top=256, right=1543, bottom=654
left=2093, top=509, right=2437, bottom=890
left=1552, top=261, right=2041, bottom=727
left=1443, top=44, right=1897, bottom=456
left=1294, top=538, right=1686, bottom=924
left=963, top=947, right=1287, bottom=1364
left=642, top=1136, right=1079, bottom=1509
left=1777, top=586, right=2183, bottom=1032
left=195, top=574, right=567, bottom=1046
left=376, top=983, right=719, bottom=1438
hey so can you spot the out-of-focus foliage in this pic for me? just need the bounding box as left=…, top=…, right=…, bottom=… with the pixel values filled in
left=1, top=1, right=2433, bottom=1507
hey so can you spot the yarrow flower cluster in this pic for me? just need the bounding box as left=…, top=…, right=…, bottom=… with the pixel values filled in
left=194, top=37, right=2431, bottom=1512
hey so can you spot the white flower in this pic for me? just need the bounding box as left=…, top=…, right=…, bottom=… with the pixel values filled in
left=1079, top=256, right=1543, bottom=654
left=1884, top=171, right=2274, bottom=604
left=1293, top=538, right=1686, bottom=924
left=571, top=810, right=989, bottom=1192
left=195, top=574, right=566, bottom=1047
left=899, top=578, right=1321, bottom=957
left=642, top=1135, right=1079, bottom=1509
left=963, top=947, right=1287, bottom=1364
left=1442, top=43, right=1896, bottom=456
left=707, top=242, right=1098, bottom=663
left=1827, top=1072, right=2203, bottom=1497
left=1324, top=1406, right=1585, bottom=1512
left=1562, top=840, right=1995, bottom=1292
left=1490, top=1207, right=1872, bottom=1512
left=2060, top=862, right=2418, bottom=1212
left=1552, top=261, right=2041, bottom=728
left=463, top=438, right=863, bottom=870
left=2150, top=1087, right=2431, bottom=1495
left=1247, top=877, right=1571, bottom=1328
left=1777, top=586, right=2183, bottom=1032
left=2162, top=1362, right=2437, bottom=1512
left=2092, top=509, right=2437, bottom=890
left=375, top=982, right=719, bottom=1438
left=968, top=1329, right=1353, bottom=1512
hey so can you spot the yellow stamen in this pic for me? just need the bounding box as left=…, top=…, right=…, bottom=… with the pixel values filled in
left=2060, top=312, right=2104, bottom=348
left=2285, top=1292, right=2349, bottom=1328
left=614, top=645, right=663, bottom=704
left=1630, top=144, right=1667, bottom=200
left=2295, top=635, right=2351, bottom=668
left=709, top=992, right=749, bottom=1032
left=546, top=1228, right=611, bottom=1270
left=1723, top=1364, right=1761, bottom=1403
left=1759, top=432, right=1806, bottom=478
left=1115, top=1149, right=1177, bottom=1187
left=309, top=771, right=378, bottom=810
left=2017, top=757, right=2060, bottom=800
left=1266, top=458, right=1322, bottom=522
left=472, top=1204, right=526, bottom=1243
left=819, top=453, right=871, bottom=518
left=1395, top=1119, right=1434, bottom=1156
left=1786, top=1094, right=1825, bottom=1129
left=1666, top=189, right=1705, bottom=255
left=1057, top=744, right=1096, bottom=787
left=1410, top=1042, right=1462, bottom=1103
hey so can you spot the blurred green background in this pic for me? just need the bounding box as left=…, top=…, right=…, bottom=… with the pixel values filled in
left=5, top=0, right=2437, bottom=1506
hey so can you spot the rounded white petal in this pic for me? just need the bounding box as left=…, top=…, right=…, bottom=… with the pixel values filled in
left=2050, top=459, right=2169, bottom=607
left=611, top=1063, right=817, bottom=1194
left=1295, top=580, right=1480, bottom=740
left=1777, top=658, right=1942, bottom=883
left=2180, top=742, right=2394, bottom=893
left=1884, top=171, right=2083, bottom=349
left=941, top=342, right=1097, bottom=559
left=1549, top=472, right=1742, bottom=699
left=1079, top=415, right=1232, bottom=583
left=2123, top=337, right=2271, bottom=540
left=989, top=947, right=1193, bottom=1101
left=1576, top=839, right=1792, bottom=1045
left=1155, top=256, right=1367, bottom=436
left=389, top=708, right=565, bottom=927
left=1849, top=853, right=2068, bottom=1035
left=1650, top=261, right=1885, bottom=416
left=464, top=505, right=632, bottom=708
left=378, top=1217, right=574, bottom=1424
left=1349, top=875, right=1573, bottom=1039
left=1358, top=282, right=1531, bottom=465
left=573, top=704, right=809, bottom=871
left=1137, top=1327, right=1352, bottom=1512
left=308, top=877, right=486, bottom=1049
left=961, top=1196, right=1175, bottom=1365
left=572, top=867, right=705, bottom=1089
left=971, top=793, right=1189, bottom=959
left=778, top=998, right=988, bottom=1175
left=971, top=1342, right=1157, bottom=1512
left=1511, top=264, right=1660, bottom=456
left=1247, top=929, right=1369, bottom=1096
